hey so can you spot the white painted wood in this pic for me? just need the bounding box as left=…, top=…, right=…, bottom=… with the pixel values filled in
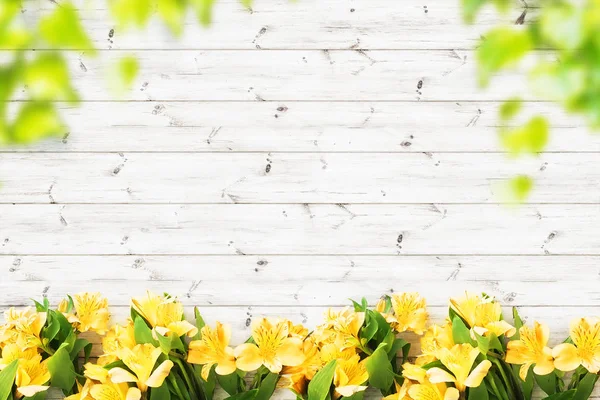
left=5, top=102, right=598, bottom=153
left=14, top=50, right=538, bottom=101
left=3, top=255, right=598, bottom=283
left=0, top=204, right=597, bottom=255
left=23, top=0, right=532, bottom=50
left=0, top=153, right=598, bottom=203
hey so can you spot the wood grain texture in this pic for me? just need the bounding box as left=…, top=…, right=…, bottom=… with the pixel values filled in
left=14, top=50, right=538, bottom=101
left=5, top=102, right=598, bottom=153
left=0, top=204, right=598, bottom=255
left=23, top=0, right=532, bottom=50
left=0, top=153, right=598, bottom=203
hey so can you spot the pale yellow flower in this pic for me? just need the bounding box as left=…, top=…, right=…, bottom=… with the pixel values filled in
left=109, top=344, right=174, bottom=392
left=70, top=293, right=111, bottom=335
left=419, top=323, right=455, bottom=364
left=84, top=362, right=110, bottom=383
left=283, top=339, right=325, bottom=381
left=132, top=291, right=197, bottom=338
left=234, top=318, right=305, bottom=373
left=505, top=321, right=554, bottom=380
left=188, top=322, right=237, bottom=380
left=90, top=381, right=141, bottom=400
left=2, top=307, right=46, bottom=350
left=402, top=362, right=428, bottom=383
left=99, top=320, right=136, bottom=365
left=333, top=353, right=369, bottom=398
left=408, top=382, right=460, bottom=400
left=427, top=343, right=491, bottom=392
left=553, top=317, right=600, bottom=373
left=315, top=308, right=365, bottom=350
left=383, top=380, right=412, bottom=400
left=64, top=379, right=95, bottom=400
left=388, top=293, right=428, bottom=334
left=450, top=292, right=515, bottom=338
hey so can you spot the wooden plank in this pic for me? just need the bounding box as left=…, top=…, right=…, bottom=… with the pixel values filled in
left=0, top=153, right=598, bottom=204
left=13, top=50, right=536, bottom=101
left=0, top=204, right=597, bottom=255
left=21, top=0, right=532, bottom=50
left=5, top=102, right=597, bottom=153
left=4, top=255, right=598, bottom=283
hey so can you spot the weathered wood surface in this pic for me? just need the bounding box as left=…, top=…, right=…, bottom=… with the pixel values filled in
left=0, top=204, right=598, bottom=255
left=5, top=102, right=596, bottom=153
left=1, top=153, right=598, bottom=203
left=15, top=50, right=540, bottom=101
left=3, top=0, right=600, bottom=399
left=23, top=0, right=533, bottom=50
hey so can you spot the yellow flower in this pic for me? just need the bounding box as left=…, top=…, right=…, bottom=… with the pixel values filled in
left=2, top=307, right=46, bottom=350
left=553, top=317, right=600, bottom=373
left=333, top=353, right=369, bottom=398
left=450, top=292, right=515, bottom=338
left=419, top=323, right=455, bottom=364
left=427, top=344, right=491, bottom=392
left=283, top=339, right=324, bottom=381
left=90, top=381, right=141, bottom=400
left=505, top=322, right=554, bottom=380
left=108, top=344, right=174, bottom=392
left=132, top=291, right=197, bottom=338
left=234, top=318, right=305, bottom=373
left=84, top=362, right=110, bottom=383
left=65, top=379, right=95, bottom=400
left=0, top=343, right=50, bottom=398
left=408, top=382, right=460, bottom=400
left=383, top=380, right=412, bottom=400
left=99, top=320, right=136, bottom=365
left=316, top=308, right=365, bottom=349
left=70, top=293, right=111, bottom=335
left=389, top=293, right=428, bottom=335
left=188, top=322, right=237, bottom=380
left=402, top=362, right=428, bottom=383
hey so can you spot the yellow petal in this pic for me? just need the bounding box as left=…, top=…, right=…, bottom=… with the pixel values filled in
left=408, top=385, right=441, bottom=400
left=518, top=362, right=533, bottom=381
left=146, top=360, right=174, bottom=387
left=126, top=388, right=142, bottom=400
left=552, top=343, right=580, bottom=372
left=167, top=321, right=198, bottom=337
left=215, top=359, right=237, bottom=376
left=187, top=342, right=212, bottom=365
left=335, top=385, right=367, bottom=397
left=234, top=343, right=263, bottom=371
left=201, top=363, right=214, bottom=381
left=17, top=386, right=49, bottom=398
left=532, top=356, right=554, bottom=377
left=427, top=368, right=456, bottom=384
left=445, top=387, right=460, bottom=400
left=464, top=360, right=491, bottom=388
left=277, top=337, right=306, bottom=367
left=108, top=367, right=138, bottom=384
left=505, top=341, right=529, bottom=365
left=91, top=384, right=121, bottom=400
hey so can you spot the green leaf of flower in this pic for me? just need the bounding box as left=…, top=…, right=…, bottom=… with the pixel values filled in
left=365, top=344, right=395, bottom=392
left=39, top=2, right=95, bottom=52
left=308, top=360, right=336, bottom=400
left=48, top=344, right=76, bottom=392
left=0, top=360, right=18, bottom=400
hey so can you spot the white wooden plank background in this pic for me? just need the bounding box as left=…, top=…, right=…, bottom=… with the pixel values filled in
left=3, top=1, right=600, bottom=398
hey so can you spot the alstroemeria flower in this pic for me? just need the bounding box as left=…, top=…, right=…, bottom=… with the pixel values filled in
left=234, top=318, right=305, bottom=373
left=131, top=291, right=197, bottom=338
left=506, top=321, right=554, bottom=380
left=315, top=308, right=365, bottom=350
left=388, top=293, right=429, bottom=335
left=408, top=383, right=460, bottom=400
left=109, top=344, right=174, bottom=392
left=90, top=381, right=141, bottom=400
left=450, top=292, right=515, bottom=338
left=99, top=320, right=136, bottom=365
left=64, top=379, right=95, bottom=400
left=553, top=317, right=600, bottom=373
left=70, top=293, right=111, bottom=335
left=0, top=343, right=50, bottom=398
left=188, top=322, right=237, bottom=380
left=333, top=353, right=369, bottom=398
left=84, top=362, right=110, bottom=383
left=2, top=307, right=46, bottom=350
left=427, top=343, right=491, bottom=392
left=419, top=323, right=455, bottom=364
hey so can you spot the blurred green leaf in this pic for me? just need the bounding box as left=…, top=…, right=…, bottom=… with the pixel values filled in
left=506, top=175, right=533, bottom=204
left=462, top=0, right=509, bottom=24
left=540, top=4, right=583, bottom=50
left=191, top=0, right=216, bottom=26
left=477, top=27, right=532, bottom=87
left=10, top=102, right=65, bottom=144
left=24, top=53, right=79, bottom=103
left=118, top=56, right=139, bottom=88
left=109, top=0, right=153, bottom=28
left=499, top=99, right=522, bottom=122
left=158, top=0, right=187, bottom=35
left=500, top=116, right=549, bottom=155
left=39, top=2, right=95, bottom=52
